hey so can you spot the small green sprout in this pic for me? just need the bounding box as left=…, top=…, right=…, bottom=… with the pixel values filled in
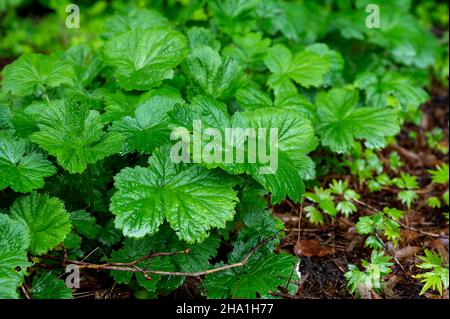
left=414, top=250, right=449, bottom=295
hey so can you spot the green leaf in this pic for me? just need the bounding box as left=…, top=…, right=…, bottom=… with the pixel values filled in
left=417, top=249, right=445, bottom=269
left=98, top=219, right=122, bottom=247
left=0, top=105, right=12, bottom=135
left=304, top=206, right=324, bottom=225
left=443, top=191, right=449, bottom=206
left=355, top=0, right=412, bottom=11
left=382, top=219, right=401, bottom=245
left=70, top=210, right=101, bottom=239
left=31, top=272, right=73, bottom=299
left=236, top=85, right=314, bottom=117
left=170, top=96, right=318, bottom=203
left=427, top=196, right=441, bottom=209
left=10, top=101, right=45, bottom=138
left=355, top=72, right=429, bottom=110
left=397, top=190, right=418, bottom=209
left=304, top=43, right=344, bottom=85
left=103, top=9, right=169, bottom=39
left=429, top=164, right=449, bottom=184
left=110, top=146, right=238, bottom=243
left=30, top=99, right=124, bottom=174
left=108, top=236, right=173, bottom=287
left=152, top=226, right=221, bottom=273
left=111, top=91, right=184, bottom=153
left=64, top=232, right=82, bottom=250
left=204, top=252, right=296, bottom=298
left=62, top=44, right=103, bottom=87
left=103, top=28, right=188, bottom=91
left=346, top=251, right=393, bottom=294
left=1, top=53, right=75, bottom=97
left=345, top=265, right=369, bottom=294
left=264, top=44, right=329, bottom=95
left=356, top=216, right=374, bottom=235
left=365, top=235, right=384, bottom=250
left=392, top=172, right=419, bottom=189
left=0, top=136, right=56, bottom=193
left=187, top=27, right=221, bottom=52
left=319, top=198, right=337, bottom=216
left=337, top=200, right=357, bottom=217
left=368, top=250, right=394, bottom=274
left=136, top=256, right=181, bottom=293
left=0, top=214, right=31, bottom=299
left=329, top=179, right=348, bottom=195
left=364, top=11, right=439, bottom=68
left=223, top=32, right=271, bottom=70
left=235, top=108, right=318, bottom=203
left=257, top=1, right=328, bottom=44
left=236, top=86, right=273, bottom=111
left=414, top=250, right=449, bottom=295
left=238, top=185, right=268, bottom=215
left=102, top=91, right=141, bottom=123
left=314, top=88, right=400, bottom=153
left=209, top=0, right=258, bottom=35
left=383, top=207, right=404, bottom=220
left=9, top=193, right=71, bottom=255
left=238, top=189, right=285, bottom=239
left=184, top=46, right=244, bottom=100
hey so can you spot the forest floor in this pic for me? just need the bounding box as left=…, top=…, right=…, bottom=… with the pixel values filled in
left=274, top=83, right=449, bottom=299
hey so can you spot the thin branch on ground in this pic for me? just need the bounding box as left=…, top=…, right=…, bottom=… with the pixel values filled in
left=21, top=285, right=31, bottom=299
left=374, top=231, right=405, bottom=272
left=41, top=232, right=281, bottom=279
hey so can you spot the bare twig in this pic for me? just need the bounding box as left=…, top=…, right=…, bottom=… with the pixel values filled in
left=21, top=285, right=31, bottom=299
left=374, top=231, right=405, bottom=272
left=42, top=232, right=281, bottom=278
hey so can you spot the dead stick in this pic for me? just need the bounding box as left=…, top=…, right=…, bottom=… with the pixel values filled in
left=43, top=233, right=280, bottom=277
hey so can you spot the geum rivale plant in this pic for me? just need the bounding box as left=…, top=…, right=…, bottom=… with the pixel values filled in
left=0, top=0, right=440, bottom=298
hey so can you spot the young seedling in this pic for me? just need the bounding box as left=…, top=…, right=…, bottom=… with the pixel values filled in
left=345, top=250, right=393, bottom=297
left=414, top=250, right=449, bottom=296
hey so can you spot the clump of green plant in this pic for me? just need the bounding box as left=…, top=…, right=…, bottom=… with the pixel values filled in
left=356, top=207, right=404, bottom=249
left=425, top=128, right=449, bottom=155
left=392, top=173, right=420, bottom=209
left=414, top=250, right=449, bottom=296
left=427, top=164, right=449, bottom=221
left=345, top=250, right=393, bottom=296
left=344, top=145, right=384, bottom=184
left=304, top=179, right=360, bottom=224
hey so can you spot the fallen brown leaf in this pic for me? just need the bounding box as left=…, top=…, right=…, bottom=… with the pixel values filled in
left=394, top=246, right=420, bottom=261
left=294, top=240, right=336, bottom=257
left=346, top=235, right=364, bottom=252
left=384, top=275, right=401, bottom=299
left=400, top=229, right=420, bottom=244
